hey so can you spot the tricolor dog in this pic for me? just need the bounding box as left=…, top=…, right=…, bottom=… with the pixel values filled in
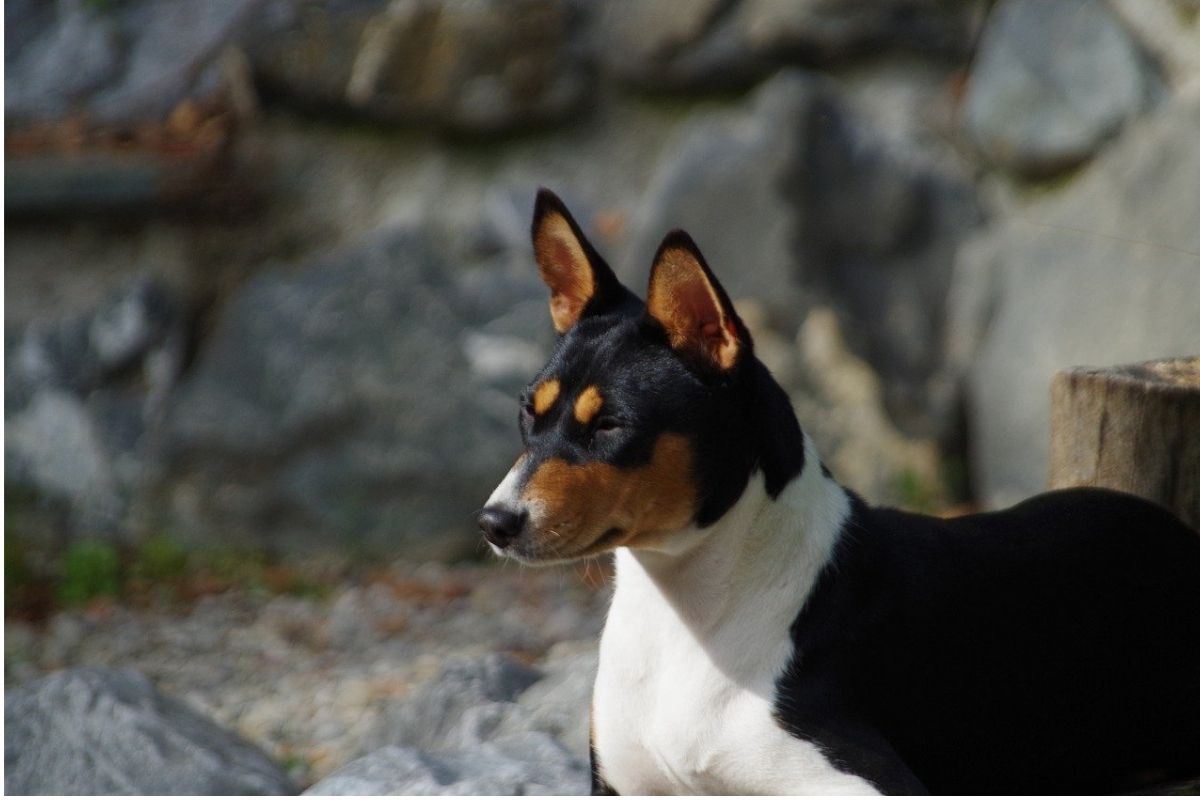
left=478, top=189, right=1200, bottom=794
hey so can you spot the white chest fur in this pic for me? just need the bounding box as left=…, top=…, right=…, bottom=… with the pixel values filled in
left=591, top=449, right=879, bottom=795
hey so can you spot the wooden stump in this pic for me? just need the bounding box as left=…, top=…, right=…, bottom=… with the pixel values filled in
left=1049, top=356, right=1200, bottom=530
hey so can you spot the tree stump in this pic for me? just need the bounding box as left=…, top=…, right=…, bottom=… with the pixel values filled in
left=1048, top=356, right=1200, bottom=530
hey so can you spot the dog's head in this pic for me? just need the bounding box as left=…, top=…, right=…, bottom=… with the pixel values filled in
left=478, top=190, right=802, bottom=564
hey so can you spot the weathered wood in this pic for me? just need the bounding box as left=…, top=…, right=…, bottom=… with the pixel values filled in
left=1049, top=356, right=1200, bottom=530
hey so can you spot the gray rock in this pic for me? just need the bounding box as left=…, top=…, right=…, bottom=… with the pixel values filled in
left=954, top=99, right=1200, bottom=508
left=6, top=276, right=181, bottom=407
left=3, top=0, right=121, bottom=123
left=626, top=70, right=982, bottom=431
left=600, top=0, right=981, bottom=92
left=160, top=226, right=521, bottom=559
left=962, top=0, right=1151, bottom=176
left=349, top=653, right=590, bottom=794
left=4, top=667, right=296, bottom=795
left=622, top=72, right=821, bottom=326
left=379, top=654, right=544, bottom=753
left=245, top=0, right=388, bottom=111
left=248, top=0, right=594, bottom=134
left=6, top=0, right=261, bottom=128
left=5, top=0, right=259, bottom=212
left=305, top=735, right=588, bottom=795
left=5, top=389, right=124, bottom=529
left=502, top=643, right=598, bottom=759
left=5, top=277, right=184, bottom=534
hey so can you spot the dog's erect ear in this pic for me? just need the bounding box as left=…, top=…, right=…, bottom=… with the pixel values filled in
left=646, top=230, right=745, bottom=372
left=532, top=189, right=628, bottom=334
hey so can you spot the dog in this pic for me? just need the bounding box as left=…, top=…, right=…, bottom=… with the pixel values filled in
left=477, top=189, right=1200, bottom=794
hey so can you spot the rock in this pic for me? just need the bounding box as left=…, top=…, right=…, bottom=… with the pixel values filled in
left=621, top=72, right=819, bottom=326
left=500, top=642, right=598, bottom=759
left=245, top=0, right=384, bottom=114
left=5, top=0, right=258, bottom=213
left=597, top=0, right=757, bottom=92
left=305, top=734, right=588, bottom=795
left=626, top=70, right=982, bottom=431
left=248, top=0, right=594, bottom=134
left=348, top=653, right=590, bottom=794
left=4, top=667, right=296, bottom=795
left=377, top=654, right=544, bottom=753
left=4, top=277, right=185, bottom=535
left=1109, top=0, right=1200, bottom=100
left=962, top=0, right=1151, bottom=176
left=782, top=307, right=946, bottom=509
left=952, top=99, right=1200, bottom=509
left=5, top=389, right=124, bottom=530
left=600, top=0, right=981, bottom=92
left=6, top=276, right=182, bottom=405
left=6, top=0, right=260, bottom=128
left=725, top=0, right=981, bottom=64
left=159, top=226, right=523, bottom=559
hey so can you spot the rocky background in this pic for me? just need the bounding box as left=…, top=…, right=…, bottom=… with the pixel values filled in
left=6, top=0, right=1200, bottom=794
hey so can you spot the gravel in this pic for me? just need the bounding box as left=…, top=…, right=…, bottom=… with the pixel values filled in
left=3, top=559, right=610, bottom=789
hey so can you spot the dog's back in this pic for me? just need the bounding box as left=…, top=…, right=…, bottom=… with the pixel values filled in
left=779, top=487, right=1200, bottom=794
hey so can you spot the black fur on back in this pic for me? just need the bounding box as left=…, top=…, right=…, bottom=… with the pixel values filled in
left=774, top=488, right=1200, bottom=794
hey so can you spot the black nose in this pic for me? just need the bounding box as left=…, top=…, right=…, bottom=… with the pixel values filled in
left=477, top=506, right=527, bottom=549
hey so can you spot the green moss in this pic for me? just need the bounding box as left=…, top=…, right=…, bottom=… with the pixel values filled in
left=893, top=468, right=940, bottom=514
left=58, top=540, right=121, bottom=606
left=5, top=535, right=34, bottom=608
left=131, top=534, right=190, bottom=582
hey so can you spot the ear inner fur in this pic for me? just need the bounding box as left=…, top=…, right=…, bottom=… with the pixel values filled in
left=535, top=212, right=596, bottom=333
left=647, top=241, right=740, bottom=370
left=521, top=433, right=696, bottom=556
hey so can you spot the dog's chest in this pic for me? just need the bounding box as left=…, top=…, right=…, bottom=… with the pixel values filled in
left=591, top=551, right=877, bottom=795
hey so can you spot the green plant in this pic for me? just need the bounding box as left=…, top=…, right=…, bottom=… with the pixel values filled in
left=893, top=468, right=940, bottom=514
left=5, top=535, right=34, bottom=607
left=131, top=534, right=190, bottom=581
left=58, top=540, right=121, bottom=606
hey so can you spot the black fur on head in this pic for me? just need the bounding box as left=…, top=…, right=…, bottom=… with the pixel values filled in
left=522, top=189, right=806, bottom=532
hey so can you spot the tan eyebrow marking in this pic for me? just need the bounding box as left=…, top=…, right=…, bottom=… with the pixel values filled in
left=533, top=378, right=561, bottom=415
left=574, top=385, right=604, bottom=425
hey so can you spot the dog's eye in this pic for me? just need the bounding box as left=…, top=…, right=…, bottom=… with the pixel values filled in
left=520, top=398, right=534, bottom=421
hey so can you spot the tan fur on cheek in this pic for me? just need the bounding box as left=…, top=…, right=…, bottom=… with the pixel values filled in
left=521, top=434, right=696, bottom=557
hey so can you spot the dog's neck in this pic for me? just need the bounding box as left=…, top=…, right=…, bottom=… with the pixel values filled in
left=611, top=434, right=849, bottom=643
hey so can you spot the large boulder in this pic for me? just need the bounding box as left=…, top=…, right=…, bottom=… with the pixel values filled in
left=625, top=70, right=982, bottom=432
left=620, top=72, right=820, bottom=326
left=962, top=0, right=1152, bottom=176
left=158, top=227, right=527, bottom=559
left=599, top=0, right=981, bottom=92
left=952, top=99, right=1200, bottom=509
left=5, top=0, right=258, bottom=213
left=247, top=0, right=594, bottom=134
left=5, top=0, right=259, bottom=128
left=4, top=667, right=296, bottom=795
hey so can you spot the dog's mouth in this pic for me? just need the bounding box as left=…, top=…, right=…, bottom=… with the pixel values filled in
left=507, top=525, right=628, bottom=565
